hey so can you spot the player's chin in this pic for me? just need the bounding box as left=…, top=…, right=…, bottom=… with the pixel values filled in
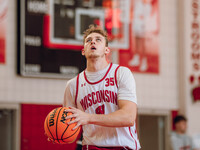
left=87, top=54, right=100, bottom=59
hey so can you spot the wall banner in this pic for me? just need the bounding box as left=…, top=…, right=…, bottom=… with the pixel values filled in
left=119, top=0, right=159, bottom=73
left=190, top=0, right=200, bottom=102
left=0, top=0, right=7, bottom=64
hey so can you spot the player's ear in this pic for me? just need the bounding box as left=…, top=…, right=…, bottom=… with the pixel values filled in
left=82, top=49, right=85, bottom=56
left=105, top=47, right=110, bottom=54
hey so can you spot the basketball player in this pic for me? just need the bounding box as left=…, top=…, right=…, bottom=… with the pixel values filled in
left=63, top=25, right=141, bottom=150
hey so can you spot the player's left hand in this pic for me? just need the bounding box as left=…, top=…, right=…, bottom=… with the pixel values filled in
left=64, top=107, right=90, bottom=130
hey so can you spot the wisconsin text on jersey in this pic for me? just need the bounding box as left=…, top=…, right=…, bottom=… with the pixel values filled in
left=80, top=90, right=117, bottom=111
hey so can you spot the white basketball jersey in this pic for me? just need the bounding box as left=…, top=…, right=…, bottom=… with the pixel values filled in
left=74, top=63, right=140, bottom=149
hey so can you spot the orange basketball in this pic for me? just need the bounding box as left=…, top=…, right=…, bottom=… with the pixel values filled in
left=44, top=107, right=80, bottom=144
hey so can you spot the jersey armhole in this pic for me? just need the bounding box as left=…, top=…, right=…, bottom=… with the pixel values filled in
left=75, top=74, right=79, bottom=106
left=114, top=65, right=120, bottom=88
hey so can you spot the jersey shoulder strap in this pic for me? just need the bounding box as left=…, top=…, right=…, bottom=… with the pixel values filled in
left=114, top=65, right=120, bottom=88
left=75, top=74, right=80, bottom=106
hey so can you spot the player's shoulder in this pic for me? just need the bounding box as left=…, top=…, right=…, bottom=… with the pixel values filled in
left=65, top=74, right=79, bottom=89
left=67, top=76, right=76, bottom=84
left=112, top=63, right=132, bottom=74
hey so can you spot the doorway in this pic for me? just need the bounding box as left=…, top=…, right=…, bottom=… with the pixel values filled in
left=0, top=104, right=20, bottom=150
left=0, top=109, right=14, bottom=150
left=138, top=114, right=169, bottom=150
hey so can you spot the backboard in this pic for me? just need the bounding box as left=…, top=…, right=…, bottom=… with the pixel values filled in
left=44, top=0, right=130, bottom=50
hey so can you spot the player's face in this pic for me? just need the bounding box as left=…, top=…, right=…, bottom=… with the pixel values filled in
left=82, top=33, right=110, bottom=59
left=176, top=121, right=187, bottom=134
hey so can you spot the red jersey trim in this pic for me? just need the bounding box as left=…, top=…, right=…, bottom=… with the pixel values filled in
left=129, top=127, right=137, bottom=150
left=84, top=63, right=113, bottom=85
left=75, top=74, right=79, bottom=106
left=114, top=65, right=120, bottom=88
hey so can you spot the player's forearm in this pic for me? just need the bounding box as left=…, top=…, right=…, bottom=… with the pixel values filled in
left=88, top=109, right=136, bottom=127
left=65, top=101, right=137, bottom=129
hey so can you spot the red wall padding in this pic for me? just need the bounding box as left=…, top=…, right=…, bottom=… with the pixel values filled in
left=21, top=104, right=80, bottom=150
left=171, top=110, right=178, bottom=130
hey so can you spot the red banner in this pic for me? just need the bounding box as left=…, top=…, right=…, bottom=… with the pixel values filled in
left=190, top=0, right=200, bottom=102
left=119, top=0, right=159, bottom=73
left=0, top=0, right=7, bottom=64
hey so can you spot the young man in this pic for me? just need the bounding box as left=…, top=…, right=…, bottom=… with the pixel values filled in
left=63, top=25, right=141, bottom=150
left=170, top=115, right=194, bottom=150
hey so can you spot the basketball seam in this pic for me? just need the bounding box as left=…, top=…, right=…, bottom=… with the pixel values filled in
left=61, top=116, right=75, bottom=141
left=46, top=109, right=58, bottom=142
left=56, top=107, right=63, bottom=144
left=62, top=127, right=80, bottom=140
left=60, top=115, right=70, bottom=140
left=61, top=111, right=80, bottom=143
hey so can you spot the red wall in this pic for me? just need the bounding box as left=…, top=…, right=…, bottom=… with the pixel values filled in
left=171, top=110, right=178, bottom=130
left=21, top=104, right=80, bottom=150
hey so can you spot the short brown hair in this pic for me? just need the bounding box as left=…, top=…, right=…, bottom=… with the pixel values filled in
left=83, top=24, right=108, bottom=46
left=174, top=115, right=187, bottom=124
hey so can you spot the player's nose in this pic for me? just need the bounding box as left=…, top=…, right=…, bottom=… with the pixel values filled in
left=91, top=39, right=96, bottom=44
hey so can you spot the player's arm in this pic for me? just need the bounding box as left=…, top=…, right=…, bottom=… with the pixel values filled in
left=63, top=78, right=76, bottom=108
left=89, top=100, right=137, bottom=127
left=66, top=100, right=137, bottom=129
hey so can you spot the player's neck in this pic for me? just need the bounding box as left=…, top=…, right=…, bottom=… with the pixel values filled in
left=86, top=59, right=109, bottom=72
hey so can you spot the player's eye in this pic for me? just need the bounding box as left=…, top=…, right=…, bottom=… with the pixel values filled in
left=96, top=38, right=101, bottom=41
left=86, top=39, right=92, bottom=42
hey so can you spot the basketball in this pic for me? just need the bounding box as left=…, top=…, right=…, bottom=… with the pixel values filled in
left=44, top=107, right=80, bottom=144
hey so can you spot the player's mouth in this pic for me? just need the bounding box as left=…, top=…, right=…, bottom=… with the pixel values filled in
left=91, top=46, right=96, bottom=50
